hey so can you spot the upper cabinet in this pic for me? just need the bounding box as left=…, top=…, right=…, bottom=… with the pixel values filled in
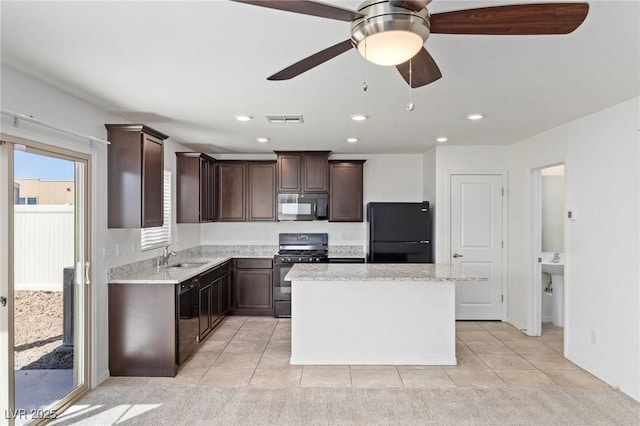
left=217, top=161, right=277, bottom=222
left=176, top=152, right=216, bottom=223
left=216, top=162, right=247, bottom=222
left=105, top=124, right=168, bottom=228
left=276, top=151, right=330, bottom=193
left=329, top=160, right=366, bottom=222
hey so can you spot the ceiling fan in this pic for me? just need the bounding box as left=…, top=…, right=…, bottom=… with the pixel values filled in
left=232, top=0, right=589, bottom=87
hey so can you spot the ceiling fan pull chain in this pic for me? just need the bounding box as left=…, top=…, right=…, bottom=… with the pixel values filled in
left=363, top=19, right=368, bottom=92
left=407, top=59, right=415, bottom=111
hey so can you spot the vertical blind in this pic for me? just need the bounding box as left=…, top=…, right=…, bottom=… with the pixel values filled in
left=141, top=170, right=171, bottom=251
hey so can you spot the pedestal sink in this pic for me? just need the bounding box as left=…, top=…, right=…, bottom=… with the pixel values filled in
left=541, top=253, right=564, bottom=327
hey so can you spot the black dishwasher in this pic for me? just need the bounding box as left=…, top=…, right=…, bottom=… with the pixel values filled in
left=177, top=278, right=199, bottom=364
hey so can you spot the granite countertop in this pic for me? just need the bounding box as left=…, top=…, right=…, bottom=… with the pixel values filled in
left=286, top=263, right=487, bottom=282
left=109, top=256, right=233, bottom=284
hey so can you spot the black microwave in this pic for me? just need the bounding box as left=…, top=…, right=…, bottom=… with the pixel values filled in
left=277, top=193, right=328, bottom=221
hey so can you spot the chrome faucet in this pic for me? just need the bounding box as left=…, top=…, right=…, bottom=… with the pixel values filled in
left=551, top=252, right=561, bottom=263
left=162, top=244, right=176, bottom=266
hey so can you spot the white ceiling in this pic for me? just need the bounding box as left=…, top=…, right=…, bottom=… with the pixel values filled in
left=1, top=1, right=638, bottom=154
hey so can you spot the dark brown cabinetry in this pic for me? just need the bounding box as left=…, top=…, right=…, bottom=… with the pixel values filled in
left=232, top=258, right=273, bottom=316
left=217, top=162, right=246, bottom=221
left=108, top=283, right=178, bottom=377
left=197, top=261, right=231, bottom=341
left=176, top=153, right=216, bottom=223
left=247, top=163, right=277, bottom=221
left=105, top=124, right=168, bottom=228
left=276, top=151, right=330, bottom=193
left=329, top=160, right=366, bottom=222
left=217, top=161, right=276, bottom=222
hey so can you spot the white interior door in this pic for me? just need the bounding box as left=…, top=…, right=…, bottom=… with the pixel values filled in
left=450, top=174, right=504, bottom=320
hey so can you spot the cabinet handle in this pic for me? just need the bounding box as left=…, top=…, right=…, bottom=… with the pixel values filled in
left=453, top=253, right=464, bottom=258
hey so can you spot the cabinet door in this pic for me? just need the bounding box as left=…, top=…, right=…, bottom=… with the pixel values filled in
left=211, top=279, right=220, bottom=327
left=198, top=284, right=212, bottom=339
left=234, top=270, right=273, bottom=309
left=219, top=273, right=230, bottom=316
left=329, top=161, right=365, bottom=222
left=142, top=133, right=164, bottom=227
left=207, top=160, right=216, bottom=221
left=217, top=163, right=246, bottom=221
left=277, top=154, right=302, bottom=193
left=248, top=162, right=276, bottom=221
left=303, top=154, right=329, bottom=193
left=199, top=158, right=208, bottom=222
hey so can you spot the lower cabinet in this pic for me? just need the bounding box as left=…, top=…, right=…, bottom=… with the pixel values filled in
left=108, top=283, right=179, bottom=377
left=108, top=260, right=233, bottom=377
left=197, top=261, right=231, bottom=341
left=232, top=258, right=273, bottom=316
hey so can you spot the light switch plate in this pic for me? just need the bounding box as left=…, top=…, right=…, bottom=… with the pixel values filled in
left=567, top=209, right=577, bottom=221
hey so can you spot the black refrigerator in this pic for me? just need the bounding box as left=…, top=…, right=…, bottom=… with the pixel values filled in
left=367, top=202, right=432, bottom=263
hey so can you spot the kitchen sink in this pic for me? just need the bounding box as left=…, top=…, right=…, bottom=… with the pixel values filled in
left=169, top=262, right=208, bottom=269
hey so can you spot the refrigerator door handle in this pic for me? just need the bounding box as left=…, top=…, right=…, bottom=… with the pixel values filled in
left=421, top=208, right=428, bottom=212
left=420, top=240, right=430, bottom=244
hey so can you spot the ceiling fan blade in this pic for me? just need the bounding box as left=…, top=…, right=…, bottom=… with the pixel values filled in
left=396, top=48, right=442, bottom=88
left=430, top=3, right=589, bottom=35
left=232, top=0, right=363, bottom=22
left=389, top=1, right=430, bottom=12
left=268, top=39, right=354, bottom=80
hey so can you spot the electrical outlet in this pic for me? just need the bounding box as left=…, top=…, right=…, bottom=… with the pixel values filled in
left=102, top=246, right=113, bottom=260
left=264, top=232, right=271, bottom=240
left=591, top=330, right=596, bottom=344
left=115, top=244, right=121, bottom=257
left=341, top=231, right=348, bottom=240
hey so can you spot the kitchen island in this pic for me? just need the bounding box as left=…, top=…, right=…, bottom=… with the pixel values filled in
left=286, top=263, right=485, bottom=366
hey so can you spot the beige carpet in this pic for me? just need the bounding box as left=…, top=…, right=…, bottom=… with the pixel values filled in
left=50, top=386, right=639, bottom=425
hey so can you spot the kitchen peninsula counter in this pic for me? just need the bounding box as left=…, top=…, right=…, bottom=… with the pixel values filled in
left=287, top=263, right=486, bottom=366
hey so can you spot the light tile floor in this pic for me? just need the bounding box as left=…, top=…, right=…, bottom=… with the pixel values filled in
left=104, top=316, right=610, bottom=389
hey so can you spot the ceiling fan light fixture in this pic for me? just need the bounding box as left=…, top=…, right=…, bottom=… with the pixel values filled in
left=356, top=30, right=424, bottom=66
left=351, top=1, right=431, bottom=66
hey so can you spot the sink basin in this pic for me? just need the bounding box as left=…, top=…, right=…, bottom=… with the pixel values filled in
left=169, top=262, right=208, bottom=269
left=541, top=263, right=564, bottom=275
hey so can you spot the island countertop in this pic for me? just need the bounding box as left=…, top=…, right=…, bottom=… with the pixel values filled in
left=286, top=263, right=487, bottom=282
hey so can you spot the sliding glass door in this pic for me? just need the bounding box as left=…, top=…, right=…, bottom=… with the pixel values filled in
left=0, top=137, right=90, bottom=425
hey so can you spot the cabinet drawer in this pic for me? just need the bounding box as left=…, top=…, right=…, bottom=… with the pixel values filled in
left=234, top=258, right=273, bottom=269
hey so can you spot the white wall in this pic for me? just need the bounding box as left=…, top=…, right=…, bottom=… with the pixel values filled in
left=565, top=98, right=639, bottom=401
left=433, top=146, right=508, bottom=264
left=541, top=175, right=565, bottom=253
left=203, top=154, right=424, bottom=248
left=506, top=97, right=640, bottom=401
left=506, top=128, right=567, bottom=329
left=1, top=65, right=202, bottom=386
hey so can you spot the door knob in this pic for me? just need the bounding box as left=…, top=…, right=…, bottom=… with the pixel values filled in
left=452, top=253, right=464, bottom=258
left=0, top=296, right=6, bottom=307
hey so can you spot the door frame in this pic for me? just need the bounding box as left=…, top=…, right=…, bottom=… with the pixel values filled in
left=528, top=163, right=565, bottom=337
left=0, top=134, right=93, bottom=424
left=446, top=170, right=508, bottom=321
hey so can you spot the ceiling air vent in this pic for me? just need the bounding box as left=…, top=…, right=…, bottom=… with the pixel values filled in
left=265, top=114, right=304, bottom=124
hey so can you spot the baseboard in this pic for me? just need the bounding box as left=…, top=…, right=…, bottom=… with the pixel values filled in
left=95, top=369, right=110, bottom=388
left=505, top=316, right=527, bottom=333
left=290, top=357, right=458, bottom=366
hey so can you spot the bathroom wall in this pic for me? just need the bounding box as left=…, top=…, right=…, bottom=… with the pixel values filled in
left=541, top=169, right=565, bottom=253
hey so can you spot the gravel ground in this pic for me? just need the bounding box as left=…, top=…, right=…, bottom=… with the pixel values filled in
left=14, top=290, right=73, bottom=370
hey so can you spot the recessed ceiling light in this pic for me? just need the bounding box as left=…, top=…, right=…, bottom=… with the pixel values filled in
left=467, top=113, right=484, bottom=121
left=436, top=137, right=448, bottom=143
left=346, top=137, right=359, bottom=143
left=350, top=114, right=369, bottom=122
left=234, top=114, right=253, bottom=122
left=256, top=137, right=270, bottom=143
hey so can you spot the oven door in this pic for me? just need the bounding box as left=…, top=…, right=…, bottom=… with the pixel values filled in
left=274, top=262, right=293, bottom=318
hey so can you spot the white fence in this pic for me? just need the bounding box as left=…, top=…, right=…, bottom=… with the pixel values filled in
left=14, top=205, right=74, bottom=291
